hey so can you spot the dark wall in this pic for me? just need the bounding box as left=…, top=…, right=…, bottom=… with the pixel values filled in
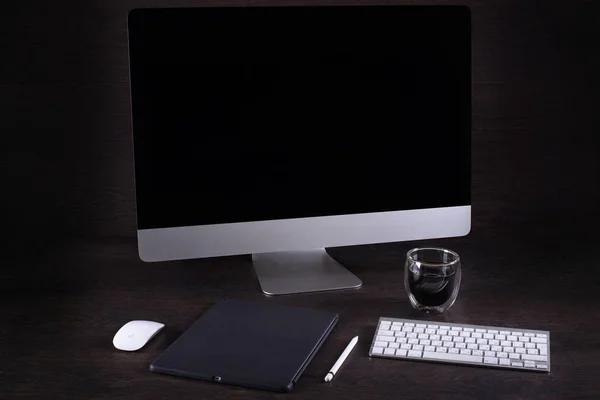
left=2, top=0, right=599, bottom=250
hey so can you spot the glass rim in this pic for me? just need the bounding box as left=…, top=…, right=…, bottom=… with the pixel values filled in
left=406, top=247, right=460, bottom=267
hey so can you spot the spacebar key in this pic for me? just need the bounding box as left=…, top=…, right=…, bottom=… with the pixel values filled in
left=422, top=351, right=483, bottom=364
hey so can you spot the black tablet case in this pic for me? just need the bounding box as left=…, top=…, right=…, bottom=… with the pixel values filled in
left=149, top=298, right=339, bottom=392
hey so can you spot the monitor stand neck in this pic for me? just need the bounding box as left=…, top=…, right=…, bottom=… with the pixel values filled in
left=252, top=248, right=362, bottom=296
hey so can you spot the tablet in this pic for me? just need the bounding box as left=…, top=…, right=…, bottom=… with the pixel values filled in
left=149, top=299, right=338, bottom=392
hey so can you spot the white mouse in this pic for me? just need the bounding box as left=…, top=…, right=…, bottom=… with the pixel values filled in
left=113, top=320, right=165, bottom=351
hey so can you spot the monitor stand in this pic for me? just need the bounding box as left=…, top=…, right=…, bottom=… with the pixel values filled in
left=252, top=248, right=362, bottom=296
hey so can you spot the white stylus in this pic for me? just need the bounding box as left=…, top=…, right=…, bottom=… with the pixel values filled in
left=324, top=336, right=359, bottom=382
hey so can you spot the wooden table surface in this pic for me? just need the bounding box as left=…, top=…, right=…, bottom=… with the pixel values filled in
left=2, top=0, right=600, bottom=398
left=3, top=228, right=599, bottom=400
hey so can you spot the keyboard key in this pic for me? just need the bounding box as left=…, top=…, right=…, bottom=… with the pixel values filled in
left=425, top=346, right=436, bottom=352
left=391, top=325, right=402, bottom=331
left=428, top=324, right=439, bottom=329
left=372, top=346, right=384, bottom=354
left=381, top=321, right=391, bottom=326
left=499, top=358, right=511, bottom=366
left=378, top=330, right=394, bottom=336
left=407, top=350, right=422, bottom=357
left=374, top=341, right=388, bottom=347
left=484, top=357, right=498, bottom=364
left=407, top=332, right=417, bottom=338
left=384, top=348, right=396, bottom=355
left=531, top=337, right=547, bottom=344
left=422, top=351, right=482, bottom=364
left=536, top=364, right=548, bottom=369
left=396, top=349, right=408, bottom=357
left=389, top=343, right=399, bottom=349
left=416, top=324, right=427, bottom=328
left=488, top=330, right=499, bottom=334
left=524, top=333, right=535, bottom=337
left=472, top=350, right=484, bottom=356
left=511, top=362, right=524, bottom=367
left=521, top=354, right=548, bottom=362
left=500, top=331, right=511, bottom=335
left=401, top=344, right=411, bottom=350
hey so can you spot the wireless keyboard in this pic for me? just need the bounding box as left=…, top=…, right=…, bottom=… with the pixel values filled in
left=369, top=317, right=550, bottom=372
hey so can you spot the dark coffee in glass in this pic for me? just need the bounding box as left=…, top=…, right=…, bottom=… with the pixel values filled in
left=404, top=248, right=461, bottom=314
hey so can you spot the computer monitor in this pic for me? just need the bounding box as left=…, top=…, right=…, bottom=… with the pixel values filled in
left=127, top=5, right=471, bottom=295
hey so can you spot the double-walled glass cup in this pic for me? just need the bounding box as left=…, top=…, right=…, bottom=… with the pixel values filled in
left=404, top=247, right=461, bottom=314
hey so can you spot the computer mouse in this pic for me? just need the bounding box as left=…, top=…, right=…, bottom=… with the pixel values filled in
left=113, top=320, right=165, bottom=351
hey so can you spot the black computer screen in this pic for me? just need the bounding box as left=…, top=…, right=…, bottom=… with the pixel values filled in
left=128, top=6, right=471, bottom=230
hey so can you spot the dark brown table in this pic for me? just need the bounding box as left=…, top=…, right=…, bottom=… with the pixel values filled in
left=2, top=0, right=600, bottom=398
left=3, top=228, right=599, bottom=400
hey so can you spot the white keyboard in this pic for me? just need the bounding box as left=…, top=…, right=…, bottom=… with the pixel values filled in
left=369, top=317, right=550, bottom=372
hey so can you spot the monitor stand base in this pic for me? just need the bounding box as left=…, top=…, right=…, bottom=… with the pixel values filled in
left=252, top=248, right=363, bottom=296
